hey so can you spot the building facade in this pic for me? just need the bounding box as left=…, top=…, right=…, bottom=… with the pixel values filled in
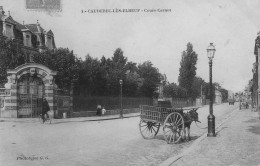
left=0, top=6, right=69, bottom=118
left=0, top=6, right=56, bottom=55
left=214, top=89, right=222, bottom=104
left=251, top=31, right=260, bottom=114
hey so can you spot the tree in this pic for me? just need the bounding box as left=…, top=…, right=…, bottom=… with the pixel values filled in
left=138, top=61, right=161, bottom=97
left=0, top=38, right=26, bottom=87
left=178, top=42, right=198, bottom=96
left=77, top=54, right=106, bottom=96
left=163, top=83, right=179, bottom=98
left=124, top=62, right=140, bottom=96
left=100, top=48, right=128, bottom=96
left=191, top=76, right=206, bottom=99
left=219, top=88, right=228, bottom=102
left=124, top=71, right=140, bottom=96
left=34, top=48, right=80, bottom=90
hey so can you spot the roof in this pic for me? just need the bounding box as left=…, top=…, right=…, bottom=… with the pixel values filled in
left=0, top=15, right=16, bottom=24
left=24, top=24, right=44, bottom=33
left=46, top=30, right=54, bottom=36
left=14, top=21, right=27, bottom=30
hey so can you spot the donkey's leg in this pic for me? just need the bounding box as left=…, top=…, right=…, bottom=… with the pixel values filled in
left=188, top=127, right=191, bottom=141
left=182, top=127, right=186, bottom=141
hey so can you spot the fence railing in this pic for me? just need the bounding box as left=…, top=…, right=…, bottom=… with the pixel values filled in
left=0, top=88, right=10, bottom=96
left=73, top=96, right=153, bottom=112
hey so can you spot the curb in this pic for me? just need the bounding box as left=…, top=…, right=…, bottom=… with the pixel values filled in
left=159, top=107, right=239, bottom=166
left=0, top=114, right=140, bottom=123
left=84, top=115, right=140, bottom=121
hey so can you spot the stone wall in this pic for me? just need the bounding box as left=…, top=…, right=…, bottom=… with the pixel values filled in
left=72, top=108, right=140, bottom=118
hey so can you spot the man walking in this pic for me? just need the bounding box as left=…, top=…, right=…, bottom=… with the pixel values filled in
left=42, top=98, right=50, bottom=123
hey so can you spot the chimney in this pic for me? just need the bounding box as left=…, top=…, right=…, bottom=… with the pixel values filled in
left=0, top=6, right=5, bottom=15
left=36, top=20, right=42, bottom=33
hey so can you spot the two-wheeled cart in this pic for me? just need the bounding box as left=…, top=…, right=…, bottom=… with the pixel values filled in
left=139, top=105, right=190, bottom=144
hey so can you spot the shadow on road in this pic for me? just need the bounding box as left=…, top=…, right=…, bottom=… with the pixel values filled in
left=216, top=126, right=228, bottom=135
left=247, top=125, right=260, bottom=135
left=154, top=134, right=200, bottom=143
left=244, top=118, right=259, bottom=123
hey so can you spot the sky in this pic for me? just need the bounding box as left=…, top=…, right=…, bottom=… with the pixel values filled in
left=1, top=0, right=260, bottom=93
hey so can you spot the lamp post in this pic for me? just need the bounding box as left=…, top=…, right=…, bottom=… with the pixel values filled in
left=207, top=43, right=216, bottom=137
left=255, top=31, right=260, bottom=113
left=119, top=79, right=123, bottom=118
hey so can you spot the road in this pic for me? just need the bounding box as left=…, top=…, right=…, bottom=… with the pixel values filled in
left=0, top=103, right=238, bottom=166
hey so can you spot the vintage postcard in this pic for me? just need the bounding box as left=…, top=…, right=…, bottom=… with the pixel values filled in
left=0, top=0, right=260, bottom=166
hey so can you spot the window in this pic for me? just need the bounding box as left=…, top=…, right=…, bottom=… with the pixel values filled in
left=5, top=24, right=12, bottom=39
left=46, top=36, right=52, bottom=49
left=25, top=34, right=31, bottom=46
left=0, top=98, right=4, bottom=108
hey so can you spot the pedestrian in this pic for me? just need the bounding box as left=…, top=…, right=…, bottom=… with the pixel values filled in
left=102, top=107, right=106, bottom=116
left=96, top=105, right=102, bottom=116
left=42, top=98, right=50, bottom=123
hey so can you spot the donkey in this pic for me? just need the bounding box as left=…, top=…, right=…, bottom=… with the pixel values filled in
left=182, top=109, right=200, bottom=141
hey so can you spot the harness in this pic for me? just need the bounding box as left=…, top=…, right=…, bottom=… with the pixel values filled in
left=184, top=110, right=207, bottom=129
left=195, top=121, right=208, bottom=129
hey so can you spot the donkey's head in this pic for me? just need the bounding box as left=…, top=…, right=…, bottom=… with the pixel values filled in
left=188, top=109, right=200, bottom=123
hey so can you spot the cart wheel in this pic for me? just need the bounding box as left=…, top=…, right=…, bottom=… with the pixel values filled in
left=163, top=112, right=184, bottom=144
left=139, top=120, right=160, bottom=139
left=39, top=114, right=44, bottom=124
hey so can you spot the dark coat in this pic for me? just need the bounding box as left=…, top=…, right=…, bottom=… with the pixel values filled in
left=43, top=100, right=50, bottom=114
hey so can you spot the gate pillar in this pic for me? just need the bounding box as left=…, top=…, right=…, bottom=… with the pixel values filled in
left=3, top=75, right=18, bottom=118
left=45, top=83, right=56, bottom=118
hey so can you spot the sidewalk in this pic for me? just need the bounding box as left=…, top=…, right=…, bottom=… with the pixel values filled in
left=0, top=112, right=140, bottom=123
left=0, top=105, right=210, bottom=123
left=165, top=108, right=260, bottom=166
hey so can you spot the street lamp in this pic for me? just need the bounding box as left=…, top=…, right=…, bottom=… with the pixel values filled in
left=207, top=43, right=216, bottom=137
left=119, top=79, right=123, bottom=118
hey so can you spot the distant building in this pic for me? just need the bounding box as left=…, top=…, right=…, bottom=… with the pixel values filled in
left=228, top=90, right=234, bottom=100
left=251, top=32, right=260, bottom=111
left=157, top=73, right=169, bottom=101
left=0, top=6, right=56, bottom=56
left=215, top=89, right=222, bottom=104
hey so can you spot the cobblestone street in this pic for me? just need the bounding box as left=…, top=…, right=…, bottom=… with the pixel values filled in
left=0, top=103, right=238, bottom=166
left=171, top=106, right=260, bottom=166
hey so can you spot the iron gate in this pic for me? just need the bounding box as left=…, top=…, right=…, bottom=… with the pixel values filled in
left=18, top=81, right=44, bottom=118
left=18, top=93, right=43, bottom=118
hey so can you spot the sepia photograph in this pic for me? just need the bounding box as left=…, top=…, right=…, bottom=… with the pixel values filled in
left=0, top=0, right=260, bottom=165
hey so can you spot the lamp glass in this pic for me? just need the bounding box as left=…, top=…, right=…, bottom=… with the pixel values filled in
left=207, top=43, right=216, bottom=59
